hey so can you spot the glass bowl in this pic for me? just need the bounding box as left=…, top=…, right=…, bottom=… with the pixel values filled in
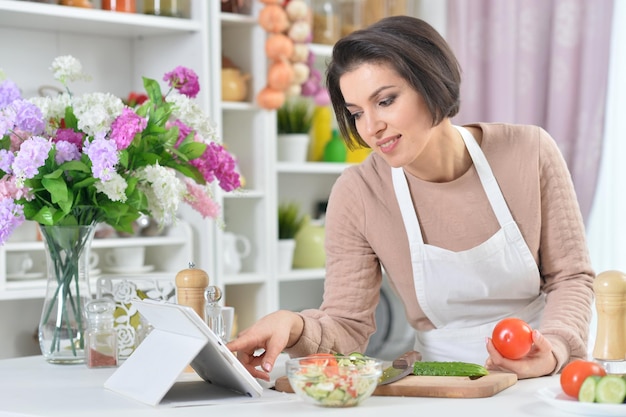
left=285, top=353, right=383, bottom=407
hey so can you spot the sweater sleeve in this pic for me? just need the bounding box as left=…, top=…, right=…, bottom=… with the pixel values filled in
left=535, top=127, right=595, bottom=372
left=285, top=167, right=382, bottom=357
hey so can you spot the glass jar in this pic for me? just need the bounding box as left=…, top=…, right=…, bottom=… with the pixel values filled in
left=59, top=0, right=93, bottom=7
left=85, top=299, right=118, bottom=368
left=143, top=0, right=190, bottom=18
left=340, top=0, right=365, bottom=37
left=102, top=0, right=136, bottom=12
left=312, top=0, right=341, bottom=45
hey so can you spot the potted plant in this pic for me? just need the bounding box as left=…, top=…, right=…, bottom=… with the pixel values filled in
left=277, top=201, right=306, bottom=272
left=276, top=97, right=314, bottom=162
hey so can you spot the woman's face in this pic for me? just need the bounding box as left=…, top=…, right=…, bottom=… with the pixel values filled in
left=340, top=63, right=436, bottom=169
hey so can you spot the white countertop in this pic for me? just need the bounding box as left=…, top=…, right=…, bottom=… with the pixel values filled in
left=0, top=355, right=591, bottom=417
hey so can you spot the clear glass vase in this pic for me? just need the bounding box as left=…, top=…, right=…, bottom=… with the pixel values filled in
left=38, top=225, right=95, bottom=364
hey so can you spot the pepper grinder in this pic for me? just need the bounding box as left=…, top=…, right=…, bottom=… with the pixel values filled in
left=592, top=270, right=626, bottom=374
left=175, top=262, right=209, bottom=320
left=205, top=285, right=225, bottom=341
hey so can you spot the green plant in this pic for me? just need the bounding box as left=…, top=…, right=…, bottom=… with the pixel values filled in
left=277, top=97, right=314, bottom=134
left=278, top=201, right=306, bottom=239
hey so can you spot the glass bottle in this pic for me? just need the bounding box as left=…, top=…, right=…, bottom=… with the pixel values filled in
left=143, top=0, right=190, bottom=18
left=205, top=285, right=225, bottom=341
left=85, top=298, right=118, bottom=368
left=312, top=0, right=341, bottom=45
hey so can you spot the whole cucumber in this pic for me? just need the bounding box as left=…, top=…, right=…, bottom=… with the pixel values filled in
left=412, top=361, right=489, bottom=377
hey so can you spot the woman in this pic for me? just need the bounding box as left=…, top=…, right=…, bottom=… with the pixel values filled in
left=227, top=15, right=594, bottom=381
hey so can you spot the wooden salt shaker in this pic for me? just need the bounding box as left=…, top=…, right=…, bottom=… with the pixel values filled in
left=592, top=270, right=626, bottom=373
left=175, top=262, right=209, bottom=320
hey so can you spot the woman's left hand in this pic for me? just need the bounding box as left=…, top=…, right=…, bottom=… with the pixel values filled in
left=485, top=329, right=557, bottom=379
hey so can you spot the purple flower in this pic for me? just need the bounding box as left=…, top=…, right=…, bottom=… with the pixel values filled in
left=0, top=149, right=14, bottom=174
left=11, top=99, right=45, bottom=135
left=54, top=141, right=80, bottom=164
left=163, top=66, right=200, bottom=98
left=0, top=79, right=21, bottom=108
left=53, top=128, right=84, bottom=150
left=0, top=106, right=17, bottom=137
left=191, top=142, right=240, bottom=192
left=110, top=107, right=147, bottom=150
left=12, top=136, right=52, bottom=183
left=0, top=198, right=25, bottom=245
left=84, top=137, right=118, bottom=181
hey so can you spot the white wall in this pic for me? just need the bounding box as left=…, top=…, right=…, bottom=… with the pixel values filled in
left=586, top=0, right=626, bottom=274
left=584, top=0, right=626, bottom=357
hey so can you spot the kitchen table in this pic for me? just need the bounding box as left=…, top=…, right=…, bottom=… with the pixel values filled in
left=0, top=355, right=587, bottom=417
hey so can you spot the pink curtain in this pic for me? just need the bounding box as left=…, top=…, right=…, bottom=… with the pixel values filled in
left=446, top=0, right=614, bottom=222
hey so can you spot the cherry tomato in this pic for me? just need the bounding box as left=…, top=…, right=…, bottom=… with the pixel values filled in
left=560, top=359, right=607, bottom=398
left=491, top=317, right=533, bottom=359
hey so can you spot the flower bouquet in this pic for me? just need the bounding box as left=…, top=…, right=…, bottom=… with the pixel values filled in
left=0, top=56, right=240, bottom=362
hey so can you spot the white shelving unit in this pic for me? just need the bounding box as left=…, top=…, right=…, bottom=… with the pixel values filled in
left=0, top=0, right=215, bottom=357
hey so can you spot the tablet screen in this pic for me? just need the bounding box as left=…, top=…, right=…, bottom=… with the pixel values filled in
left=133, top=299, right=263, bottom=398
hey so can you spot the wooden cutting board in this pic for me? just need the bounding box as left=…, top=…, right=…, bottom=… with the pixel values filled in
left=274, top=372, right=517, bottom=398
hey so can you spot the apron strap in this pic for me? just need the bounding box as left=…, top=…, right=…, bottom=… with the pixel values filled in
left=454, top=125, right=513, bottom=227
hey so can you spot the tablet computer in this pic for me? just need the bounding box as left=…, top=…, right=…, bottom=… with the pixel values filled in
left=105, top=299, right=263, bottom=406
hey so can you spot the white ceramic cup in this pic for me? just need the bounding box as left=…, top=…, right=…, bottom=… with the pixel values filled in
left=89, top=252, right=99, bottom=270
left=105, top=246, right=145, bottom=270
left=7, top=253, right=34, bottom=276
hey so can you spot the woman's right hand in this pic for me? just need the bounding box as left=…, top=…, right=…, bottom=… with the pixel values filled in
left=226, top=310, right=304, bottom=381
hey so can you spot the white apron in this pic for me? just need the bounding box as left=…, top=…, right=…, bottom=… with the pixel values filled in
left=391, top=125, right=544, bottom=364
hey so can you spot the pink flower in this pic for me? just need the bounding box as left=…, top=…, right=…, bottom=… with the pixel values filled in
left=163, top=66, right=200, bottom=98
left=190, top=142, right=241, bottom=192
left=53, top=128, right=84, bottom=150
left=110, top=108, right=147, bottom=150
left=183, top=178, right=220, bottom=219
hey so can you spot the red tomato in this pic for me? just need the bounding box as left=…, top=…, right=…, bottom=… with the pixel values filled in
left=491, top=318, right=533, bottom=359
left=560, top=360, right=607, bottom=398
left=301, top=353, right=339, bottom=377
left=301, top=353, right=338, bottom=367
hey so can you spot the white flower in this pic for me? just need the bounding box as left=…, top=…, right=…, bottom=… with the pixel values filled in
left=72, top=92, right=124, bottom=138
left=50, top=55, right=91, bottom=85
left=29, top=94, right=72, bottom=135
left=166, top=93, right=218, bottom=143
left=94, top=172, right=127, bottom=202
left=135, top=164, right=185, bottom=226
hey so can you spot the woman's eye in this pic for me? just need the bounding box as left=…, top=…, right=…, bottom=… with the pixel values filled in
left=379, top=96, right=396, bottom=107
left=350, top=111, right=362, bottom=120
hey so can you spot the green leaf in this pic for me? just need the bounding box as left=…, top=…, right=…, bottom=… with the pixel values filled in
left=63, top=107, right=79, bottom=130
left=31, top=207, right=56, bottom=225
left=41, top=176, right=69, bottom=205
left=177, top=141, right=207, bottom=160
left=57, top=160, right=90, bottom=173
left=143, top=77, right=164, bottom=105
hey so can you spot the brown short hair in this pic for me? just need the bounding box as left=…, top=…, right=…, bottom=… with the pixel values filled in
left=326, top=15, right=461, bottom=149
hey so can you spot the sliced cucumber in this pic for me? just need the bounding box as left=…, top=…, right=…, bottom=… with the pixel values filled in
left=595, top=375, right=626, bottom=404
left=412, top=361, right=489, bottom=377
left=578, top=375, right=601, bottom=403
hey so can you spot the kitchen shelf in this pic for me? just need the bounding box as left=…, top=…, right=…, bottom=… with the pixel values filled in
left=278, top=268, right=326, bottom=282
left=277, top=161, right=351, bottom=174
left=0, top=0, right=200, bottom=37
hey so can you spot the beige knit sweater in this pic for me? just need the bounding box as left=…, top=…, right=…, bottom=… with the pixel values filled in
left=286, top=123, right=595, bottom=373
